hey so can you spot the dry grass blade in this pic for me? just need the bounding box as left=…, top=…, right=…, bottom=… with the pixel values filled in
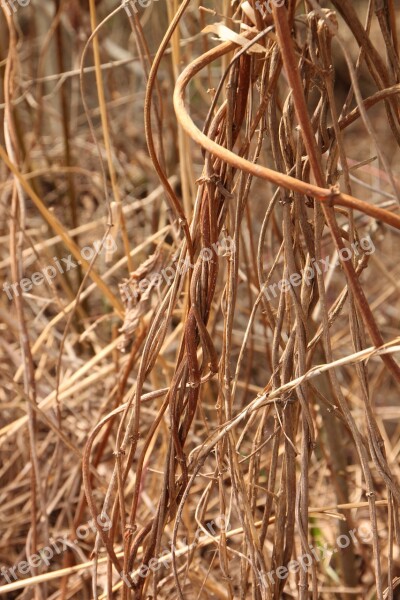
left=1, top=1, right=400, bottom=599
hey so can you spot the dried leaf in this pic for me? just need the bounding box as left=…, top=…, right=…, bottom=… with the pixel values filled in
left=202, top=23, right=266, bottom=53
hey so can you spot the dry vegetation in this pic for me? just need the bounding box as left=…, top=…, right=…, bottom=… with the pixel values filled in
left=1, top=0, right=400, bottom=598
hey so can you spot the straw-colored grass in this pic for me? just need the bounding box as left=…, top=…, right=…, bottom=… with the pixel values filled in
left=1, top=1, right=400, bottom=599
